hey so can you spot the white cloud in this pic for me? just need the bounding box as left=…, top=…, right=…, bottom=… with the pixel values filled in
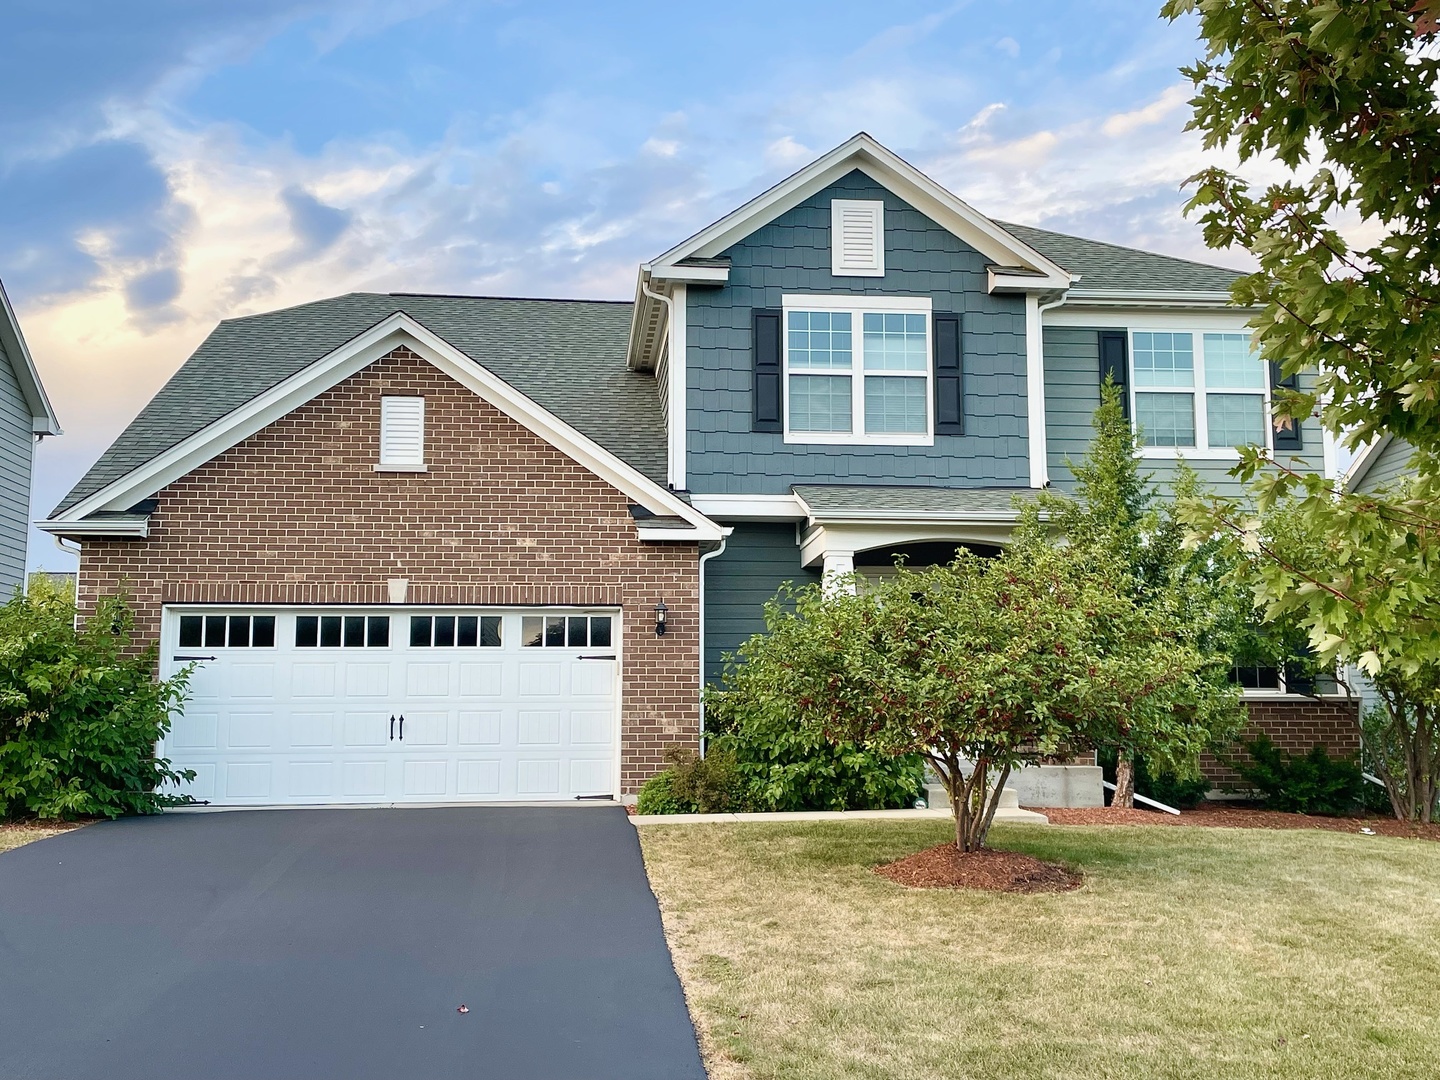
left=1101, top=83, right=1192, bottom=138
left=994, top=37, right=1020, bottom=59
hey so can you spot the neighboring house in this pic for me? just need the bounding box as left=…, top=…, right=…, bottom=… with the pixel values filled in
left=0, top=280, right=61, bottom=595
left=40, top=134, right=1352, bottom=808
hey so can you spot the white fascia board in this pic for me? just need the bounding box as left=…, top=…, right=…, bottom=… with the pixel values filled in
left=668, top=285, right=687, bottom=491
left=0, top=279, right=61, bottom=435
left=989, top=269, right=1069, bottom=294
left=798, top=520, right=1019, bottom=567
left=36, top=517, right=148, bottom=539
left=647, top=133, right=1072, bottom=285
left=804, top=510, right=1028, bottom=526
left=1056, top=290, right=1242, bottom=309
left=637, top=524, right=734, bottom=542
left=645, top=263, right=730, bottom=283
left=48, top=312, right=725, bottom=542
left=688, top=494, right=806, bottom=520
left=1025, top=293, right=1048, bottom=488
left=1340, top=434, right=1392, bottom=491
left=1041, top=306, right=1257, bottom=330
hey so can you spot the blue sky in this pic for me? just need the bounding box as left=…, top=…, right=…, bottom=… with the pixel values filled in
left=3, top=0, right=1247, bottom=570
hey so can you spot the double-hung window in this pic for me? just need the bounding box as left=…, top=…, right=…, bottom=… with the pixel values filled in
left=1131, top=330, right=1269, bottom=454
left=782, top=296, right=932, bottom=445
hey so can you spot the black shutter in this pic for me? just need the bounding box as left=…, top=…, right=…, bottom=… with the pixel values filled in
left=1269, top=361, right=1303, bottom=450
left=1098, top=330, right=1129, bottom=418
left=752, top=309, right=782, bottom=432
left=933, top=312, right=963, bottom=435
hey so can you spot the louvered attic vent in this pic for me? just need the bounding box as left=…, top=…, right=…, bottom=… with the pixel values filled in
left=379, top=396, right=425, bottom=468
left=831, top=199, right=885, bottom=277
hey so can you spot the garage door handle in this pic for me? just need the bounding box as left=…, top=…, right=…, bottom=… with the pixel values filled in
left=389, top=715, right=395, bottom=741
left=398, top=715, right=405, bottom=741
left=174, top=655, right=216, bottom=661
left=578, top=654, right=616, bottom=660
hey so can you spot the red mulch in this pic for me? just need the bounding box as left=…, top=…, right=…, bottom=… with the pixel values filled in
left=1036, top=804, right=1440, bottom=841
left=876, top=843, right=1082, bottom=893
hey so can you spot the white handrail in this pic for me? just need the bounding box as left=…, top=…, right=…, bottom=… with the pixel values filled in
left=1101, top=780, right=1181, bottom=816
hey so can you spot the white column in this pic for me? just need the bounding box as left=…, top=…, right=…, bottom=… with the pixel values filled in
left=1025, top=292, right=1049, bottom=488
left=822, top=551, right=856, bottom=596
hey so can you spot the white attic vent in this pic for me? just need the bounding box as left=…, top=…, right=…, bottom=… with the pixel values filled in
left=831, top=199, right=885, bottom=277
left=379, top=396, right=425, bottom=468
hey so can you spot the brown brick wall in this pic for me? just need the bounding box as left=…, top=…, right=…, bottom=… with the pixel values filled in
left=1201, top=697, right=1362, bottom=788
left=76, top=347, right=699, bottom=793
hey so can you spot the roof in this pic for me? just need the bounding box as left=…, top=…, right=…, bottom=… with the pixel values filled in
left=793, top=484, right=1037, bottom=520
left=55, top=293, right=661, bottom=516
left=996, top=222, right=1244, bottom=297
left=0, top=279, right=60, bottom=436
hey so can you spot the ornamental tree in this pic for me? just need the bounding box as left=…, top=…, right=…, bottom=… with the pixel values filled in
left=1038, top=383, right=1251, bottom=806
left=713, top=532, right=1238, bottom=851
left=1163, top=0, right=1440, bottom=678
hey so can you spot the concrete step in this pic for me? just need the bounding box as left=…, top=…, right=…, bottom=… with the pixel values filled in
left=924, top=783, right=1019, bottom=810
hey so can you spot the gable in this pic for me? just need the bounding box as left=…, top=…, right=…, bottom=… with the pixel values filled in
left=47, top=316, right=721, bottom=540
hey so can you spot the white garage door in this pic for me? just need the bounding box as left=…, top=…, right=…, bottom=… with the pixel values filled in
left=158, top=607, right=620, bottom=806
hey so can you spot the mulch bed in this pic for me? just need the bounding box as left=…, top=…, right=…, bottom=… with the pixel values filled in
left=1036, top=804, right=1440, bottom=841
left=876, top=843, right=1082, bottom=893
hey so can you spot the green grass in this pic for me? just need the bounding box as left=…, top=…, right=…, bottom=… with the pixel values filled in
left=639, top=821, right=1440, bottom=1080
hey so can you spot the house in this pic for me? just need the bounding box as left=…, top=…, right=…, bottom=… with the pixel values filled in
left=0, top=280, right=61, bottom=595
left=1343, top=434, right=1417, bottom=495
left=39, top=134, right=1356, bottom=808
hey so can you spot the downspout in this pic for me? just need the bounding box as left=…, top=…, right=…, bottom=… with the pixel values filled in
left=696, top=532, right=730, bottom=754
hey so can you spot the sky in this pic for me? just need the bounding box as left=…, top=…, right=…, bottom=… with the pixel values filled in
left=3, top=0, right=1261, bottom=571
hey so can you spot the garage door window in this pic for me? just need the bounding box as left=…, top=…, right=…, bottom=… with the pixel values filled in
left=296, top=614, right=390, bottom=648
left=179, top=614, right=275, bottom=649
left=522, top=614, right=612, bottom=648
left=409, top=614, right=502, bottom=647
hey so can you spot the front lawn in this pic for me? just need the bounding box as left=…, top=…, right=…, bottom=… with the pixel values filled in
left=639, top=821, right=1440, bottom=1080
left=0, top=821, right=83, bottom=854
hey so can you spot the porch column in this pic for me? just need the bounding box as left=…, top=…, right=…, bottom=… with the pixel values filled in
left=822, top=551, right=856, bottom=595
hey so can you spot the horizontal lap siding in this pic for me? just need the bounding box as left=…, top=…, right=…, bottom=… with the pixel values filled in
left=704, top=523, right=818, bottom=684
left=1356, top=438, right=1416, bottom=492
left=1043, top=326, right=1329, bottom=498
left=77, top=348, right=699, bottom=794
left=0, top=343, right=33, bottom=594
left=687, top=170, right=1030, bottom=494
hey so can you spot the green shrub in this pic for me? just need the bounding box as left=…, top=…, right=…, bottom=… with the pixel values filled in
left=635, top=744, right=745, bottom=815
left=705, top=691, right=925, bottom=812
left=635, top=768, right=694, bottom=815
left=1234, top=734, right=1364, bottom=816
left=0, top=589, right=193, bottom=819
left=1098, top=748, right=1211, bottom=810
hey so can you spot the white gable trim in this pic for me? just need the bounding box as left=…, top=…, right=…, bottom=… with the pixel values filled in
left=1340, top=434, right=1393, bottom=492
left=0, top=280, right=61, bottom=436
left=643, top=133, right=1071, bottom=290
left=44, top=312, right=723, bottom=541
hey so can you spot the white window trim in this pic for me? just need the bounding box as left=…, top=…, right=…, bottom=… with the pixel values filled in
left=780, top=294, right=934, bottom=447
left=830, top=199, right=885, bottom=277
left=1129, top=329, right=1272, bottom=460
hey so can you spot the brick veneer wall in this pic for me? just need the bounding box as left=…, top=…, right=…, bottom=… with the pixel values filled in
left=1201, top=697, right=1362, bottom=788
left=75, top=347, right=699, bottom=793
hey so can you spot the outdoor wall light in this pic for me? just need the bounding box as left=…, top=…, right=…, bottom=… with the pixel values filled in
left=654, top=601, right=668, bottom=637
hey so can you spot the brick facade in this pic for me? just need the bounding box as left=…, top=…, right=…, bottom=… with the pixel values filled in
left=1201, top=697, right=1362, bottom=788
left=76, top=347, right=700, bottom=793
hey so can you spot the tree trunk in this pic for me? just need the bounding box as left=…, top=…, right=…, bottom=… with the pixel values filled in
left=1112, top=752, right=1136, bottom=809
left=929, top=754, right=1011, bottom=853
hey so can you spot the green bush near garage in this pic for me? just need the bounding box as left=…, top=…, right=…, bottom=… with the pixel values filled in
left=0, top=582, right=193, bottom=820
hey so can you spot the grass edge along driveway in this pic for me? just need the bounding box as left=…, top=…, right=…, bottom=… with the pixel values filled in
left=639, top=820, right=1440, bottom=1080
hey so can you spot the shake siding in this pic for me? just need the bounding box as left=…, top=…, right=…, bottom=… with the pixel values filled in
left=704, top=523, right=818, bottom=683
left=0, top=342, right=33, bottom=593
left=686, top=170, right=1030, bottom=495
left=1043, top=326, right=1328, bottom=497
left=1355, top=438, right=1416, bottom=493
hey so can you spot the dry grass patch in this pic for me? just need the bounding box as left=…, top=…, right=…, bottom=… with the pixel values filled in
left=0, top=821, right=84, bottom=854
left=639, top=821, right=1440, bottom=1080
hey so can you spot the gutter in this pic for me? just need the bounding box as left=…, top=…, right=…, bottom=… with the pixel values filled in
left=696, top=531, right=731, bottom=752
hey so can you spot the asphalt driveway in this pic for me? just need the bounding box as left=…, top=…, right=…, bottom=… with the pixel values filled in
left=0, top=806, right=705, bottom=1080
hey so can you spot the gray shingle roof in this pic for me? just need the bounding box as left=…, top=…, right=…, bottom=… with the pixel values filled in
left=54, top=293, right=663, bottom=516
left=997, top=222, right=1244, bottom=295
left=793, top=484, right=1037, bottom=517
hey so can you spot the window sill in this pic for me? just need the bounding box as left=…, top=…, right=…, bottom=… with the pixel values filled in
left=374, top=463, right=428, bottom=473
left=1137, top=447, right=1249, bottom=461
left=782, top=432, right=934, bottom=448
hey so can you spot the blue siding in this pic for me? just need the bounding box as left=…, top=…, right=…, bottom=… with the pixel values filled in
left=704, top=523, right=818, bottom=683
left=0, top=340, right=33, bottom=593
left=1356, top=438, right=1415, bottom=493
left=1043, top=325, right=1328, bottom=498
left=686, top=170, right=1030, bottom=494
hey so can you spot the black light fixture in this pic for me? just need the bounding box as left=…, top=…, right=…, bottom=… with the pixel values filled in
left=654, top=601, right=668, bottom=637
